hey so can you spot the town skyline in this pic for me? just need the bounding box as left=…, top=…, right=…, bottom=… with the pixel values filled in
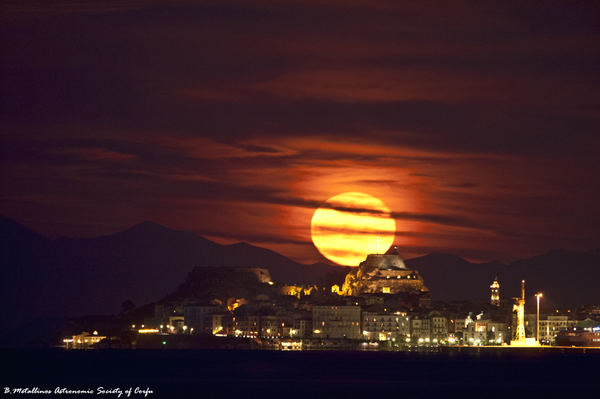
left=2, top=1, right=600, bottom=267
left=2, top=211, right=599, bottom=353
left=2, top=214, right=597, bottom=318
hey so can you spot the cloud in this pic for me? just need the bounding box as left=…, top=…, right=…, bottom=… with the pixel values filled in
left=2, top=1, right=598, bottom=160
left=442, top=182, right=479, bottom=189
left=55, top=148, right=137, bottom=162
left=353, top=180, right=399, bottom=186
left=1, top=0, right=599, bottom=264
left=392, top=212, right=488, bottom=230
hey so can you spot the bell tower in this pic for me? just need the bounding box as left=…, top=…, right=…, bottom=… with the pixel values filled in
left=490, top=277, right=500, bottom=306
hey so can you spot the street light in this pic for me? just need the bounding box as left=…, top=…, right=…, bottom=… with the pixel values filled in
left=535, top=293, right=543, bottom=342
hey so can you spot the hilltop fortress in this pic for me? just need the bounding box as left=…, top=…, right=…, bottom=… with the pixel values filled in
left=341, top=246, right=429, bottom=296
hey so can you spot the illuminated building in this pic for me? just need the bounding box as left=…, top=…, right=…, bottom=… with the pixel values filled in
left=397, top=311, right=449, bottom=344
left=138, top=329, right=159, bottom=333
left=278, top=284, right=318, bottom=297
left=430, top=311, right=448, bottom=342
left=233, top=315, right=259, bottom=337
left=233, top=313, right=278, bottom=337
left=340, top=247, right=429, bottom=297
left=259, top=315, right=278, bottom=337
left=280, top=340, right=303, bottom=351
left=490, top=277, right=500, bottom=306
left=279, top=284, right=303, bottom=297
left=312, top=305, right=362, bottom=339
left=463, top=322, right=486, bottom=345
left=463, top=319, right=509, bottom=345
left=363, top=311, right=410, bottom=341
left=227, top=297, right=248, bottom=312
left=211, top=313, right=233, bottom=336
left=538, top=315, right=569, bottom=345
left=64, top=331, right=106, bottom=350
left=410, top=315, right=431, bottom=342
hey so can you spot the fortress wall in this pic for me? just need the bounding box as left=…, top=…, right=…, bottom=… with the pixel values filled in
left=233, top=267, right=272, bottom=283
left=369, top=279, right=425, bottom=294
left=378, top=270, right=412, bottom=278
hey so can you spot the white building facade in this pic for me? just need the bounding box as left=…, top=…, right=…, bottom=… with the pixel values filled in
left=539, top=315, right=569, bottom=344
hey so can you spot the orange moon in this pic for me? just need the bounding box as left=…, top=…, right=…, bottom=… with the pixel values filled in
left=311, top=192, right=396, bottom=266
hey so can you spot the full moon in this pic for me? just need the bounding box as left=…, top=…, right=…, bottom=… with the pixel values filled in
left=311, top=192, right=396, bottom=266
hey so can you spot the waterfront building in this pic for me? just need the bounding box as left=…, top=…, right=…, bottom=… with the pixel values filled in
left=430, top=311, right=448, bottom=343
left=64, top=331, right=106, bottom=350
left=312, top=305, right=362, bottom=339
left=410, top=315, right=431, bottom=342
left=232, top=313, right=279, bottom=338
left=233, top=314, right=259, bottom=337
left=362, top=311, right=410, bottom=341
left=454, top=317, right=468, bottom=334
left=259, top=315, right=278, bottom=337
left=463, top=319, right=509, bottom=345
left=538, top=314, right=569, bottom=345
left=276, top=309, right=294, bottom=337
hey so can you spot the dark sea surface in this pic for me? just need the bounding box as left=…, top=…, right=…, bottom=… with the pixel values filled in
left=2, top=349, right=598, bottom=398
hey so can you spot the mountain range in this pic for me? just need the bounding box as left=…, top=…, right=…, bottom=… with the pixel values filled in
left=1, top=215, right=599, bottom=335
left=405, top=250, right=600, bottom=311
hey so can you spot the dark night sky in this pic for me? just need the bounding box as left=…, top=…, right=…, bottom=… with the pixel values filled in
left=1, top=0, right=599, bottom=265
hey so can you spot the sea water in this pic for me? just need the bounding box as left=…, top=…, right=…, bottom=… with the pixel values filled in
left=2, top=349, right=598, bottom=398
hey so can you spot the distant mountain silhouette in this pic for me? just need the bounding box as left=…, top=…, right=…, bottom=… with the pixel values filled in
left=0, top=216, right=338, bottom=333
left=1, top=215, right=57, bottom=336
left=0, top=214, right=48, bottom=247
left=407, top=252, right=472, bottom=268
left=1, top=215, right=598, bottom=335
left=405, top=250, right=600, bottom=309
